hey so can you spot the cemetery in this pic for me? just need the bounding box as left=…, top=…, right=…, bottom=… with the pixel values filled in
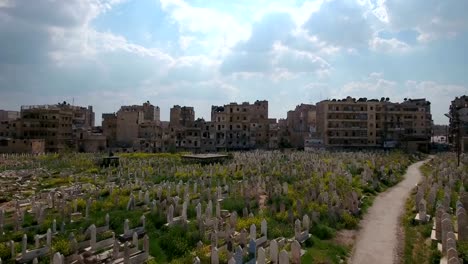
left=0, top=150, right=421, bottom=263
left=403, top=153, right=468, bottom=264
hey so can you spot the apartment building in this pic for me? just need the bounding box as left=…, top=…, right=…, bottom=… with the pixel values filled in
left=170, top=105, right=195, bottom=128
left=211, top=100, right=269, bottom=151
left=102, top=113, right=117, bottom=147
left=0, top=103, right=99, bottom=153
left=0, top=138, right=45, bottom=154
left=0, top=110, right=20, bottom=121
left=317, top=97, right=432, bottom=152
left=102, top=101, right=161, bottom=149
left=286, top=104, right=317, bottom=148
left=19, top=103, right=96, bottom=152
left=448, top=95, right=468, bottom=152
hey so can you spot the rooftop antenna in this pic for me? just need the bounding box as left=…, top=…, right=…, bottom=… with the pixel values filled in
left=72, top=97, right=74, bottom=106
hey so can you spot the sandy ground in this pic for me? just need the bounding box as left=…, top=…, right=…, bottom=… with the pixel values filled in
left=349, top=158, right=430, bottom=264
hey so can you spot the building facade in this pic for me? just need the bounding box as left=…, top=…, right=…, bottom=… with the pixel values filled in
left=286, top=104, right=317, bottom=148
left=211, top=100, right=269, bottom=151
left=103, top=101, right=163, bottom=151
left=448, top=95, right=468, bottom=153
left=0, top=103, right=98, bottom=153
left=19, top=103, right=91, bottom=152
left=317, top=97, right=432, bottom=152
left=0, top=138, right=45, bottom=154
left=0, top=110, right=20, bottom=121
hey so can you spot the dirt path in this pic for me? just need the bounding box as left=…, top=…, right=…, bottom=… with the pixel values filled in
left=349, top=158, right=430, bottom=264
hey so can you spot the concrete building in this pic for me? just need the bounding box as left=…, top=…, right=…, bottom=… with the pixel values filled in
left=76, top=129, right=107, bottom=153
left=448, top=95, right=468, bottom=153
left=317, top=97, right=432, bottom=152
left=286, top=104, right=317, bottom=148
left=116, top=110, right=142, bottom=147
left=102, top=101, right=161, bottom=150
left=103, top=101, right=162, bottom=151
left=0, top=102, right=97, bottom=153
left=0, top=110, right=20, bottom=121
left=170, top=105, right=195, bottom=128
left=211, top=100, right=269, bottom=151
left=0, top=138, right=45, bottom=154
left=102, top=113, right=117, bottom=148
left=19, top=103, right=95, bottom=152
left=136, top=121, right=163, bottom=152
left=0, top=120, right=20, bottom=138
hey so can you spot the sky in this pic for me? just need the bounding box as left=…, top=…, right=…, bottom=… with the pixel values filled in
left=0, top=0, right=467, bottom=125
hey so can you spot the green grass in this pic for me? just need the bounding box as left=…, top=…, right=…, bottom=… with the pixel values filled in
left=402, top=187, right=436, bottom=264
left=301, top=236, right=349, bottom=264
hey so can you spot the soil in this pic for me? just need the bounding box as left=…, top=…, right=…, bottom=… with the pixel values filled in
left=348, top=158, right=430, bottom=264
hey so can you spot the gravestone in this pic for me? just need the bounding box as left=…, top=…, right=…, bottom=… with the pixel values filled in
left=279, top=249, right=289, bottom=264
left=291, top=240, right=301, bottom=264
left=457, top=207, right=467, bottom=241
left=257, top=247, right=266, bottom=264
left=22, top=234, right=27, bottom=255
left=167, top=204, right=174, bottom=224
left=235, top=245, right=243, bottom=264
left=249, top=238, right=256, bottom=259
left=303, top=214, right=310, bottom=231
left=270, top=239, right=279, bottom=263
left=418, top=199, right=428, bottom=222
left=52, top=252, right=63, bottom=264
left=90, top=224, right=96, bottom=249
left=211, top=247, right=219, bottom=264
left=261, top=219, right=267, bottom=238
left=124, top=219, right=130, bottom=235
left=250, top=224, right=256, bottom=240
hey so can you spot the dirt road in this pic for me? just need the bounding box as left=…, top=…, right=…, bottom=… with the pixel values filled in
left=349, top=159, right=430, bottom=264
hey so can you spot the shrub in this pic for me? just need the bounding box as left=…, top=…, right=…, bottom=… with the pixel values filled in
left=341, top=212, right=359, bottom=229
left=236, top=216, right=262, bottom=231
left=304, top=236, right=315, bottom=248
left=52, top=238, right=71, bottom=256
left=222, top=198, right=245, bottom=215
left=311, top=224, right=335, bottom=240
left=0, top=242, right=10, bottom=260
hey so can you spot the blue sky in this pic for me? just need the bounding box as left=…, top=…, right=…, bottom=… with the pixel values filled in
left=0, top=0, right=467, bottom=124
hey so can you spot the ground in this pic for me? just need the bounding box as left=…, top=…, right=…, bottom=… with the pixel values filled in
left=349, top=159, right=429, bottom=264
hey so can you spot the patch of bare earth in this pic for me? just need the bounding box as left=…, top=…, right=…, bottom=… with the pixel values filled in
left=394, top=214, right=405, bottom=264
left=334, top=229, right=357, bottom=248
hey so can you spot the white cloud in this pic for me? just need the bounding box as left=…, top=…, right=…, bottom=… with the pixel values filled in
left=369, top=37, right=410, bottom=53
left=334, top=73, right=398, bottom=99
left=252, top=0, right=324, bottom=27
left=272, top=43, right=330, bottom=73
left=303, top=0, right=373, bottom=49
left=159, top=0, right=249, bottom=53
left=384, top=0, right=468, bottom=42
